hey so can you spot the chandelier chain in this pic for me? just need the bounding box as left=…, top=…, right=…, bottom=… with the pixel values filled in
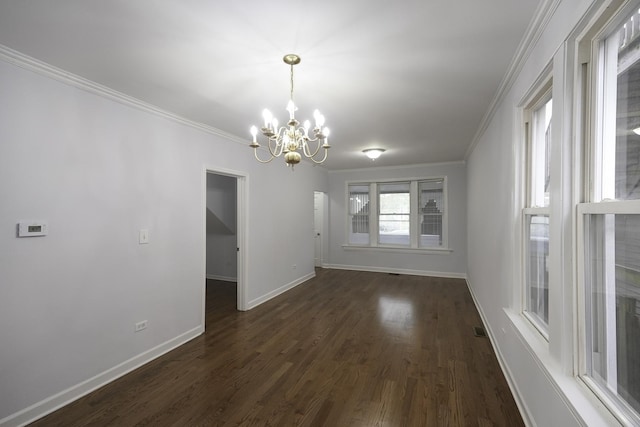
left=290, top=63, right=294, bottom=102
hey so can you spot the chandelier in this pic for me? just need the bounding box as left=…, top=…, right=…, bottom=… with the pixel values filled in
left=250, top=54, right=330, bottom=168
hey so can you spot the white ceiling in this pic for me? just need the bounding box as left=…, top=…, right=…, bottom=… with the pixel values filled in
left=0, top=1, right=541, bottom=170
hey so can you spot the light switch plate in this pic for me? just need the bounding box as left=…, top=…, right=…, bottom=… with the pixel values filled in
left=17, top=221, right=48, bottom=237
left=139, top=229, right=149, bottom=244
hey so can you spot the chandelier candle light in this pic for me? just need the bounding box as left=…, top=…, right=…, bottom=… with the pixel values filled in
left=250, top=54, right=330, bottom=169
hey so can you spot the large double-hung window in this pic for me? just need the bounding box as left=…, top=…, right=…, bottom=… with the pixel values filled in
left=347, top=178, right=447, bottom=250
left=378, top=182, right=411, bottom=245
left=348, top=184, right=370, bottom=245
left=579, top=4, right=640, bottom=423
left=523, top=79, right=552, bottom=335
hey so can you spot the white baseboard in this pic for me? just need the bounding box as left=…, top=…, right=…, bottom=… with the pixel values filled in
left=323, top=263, right=467, bottom=280
left=1, top=326, right=203, bottom=427
left=206, top=274, right=237, bottom=282
left=246, top=271, right=316, bottom=310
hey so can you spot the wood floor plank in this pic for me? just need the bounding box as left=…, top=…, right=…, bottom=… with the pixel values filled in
left=28, top=269, right=524, bottom=426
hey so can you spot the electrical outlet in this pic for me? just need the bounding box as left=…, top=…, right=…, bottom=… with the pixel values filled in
left=292, top=264, right=297, bottom=270
left=135, top=320, right=148, bottom=332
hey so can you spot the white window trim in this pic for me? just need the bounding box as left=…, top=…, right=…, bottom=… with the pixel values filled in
left=575, top=1, right=640, bottom=423
left=344, top=176, right=451, bottom=252
left=523, top=207, right=550, bottom=216
left=341, top=244, right=453, bottom=255
left=505, top=2, right=640, bottom=425
left=377, top=181, right=411, bottom=247
left=519, top=65, right=553, bottom=339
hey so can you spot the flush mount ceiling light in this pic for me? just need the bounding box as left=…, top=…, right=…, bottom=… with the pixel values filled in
left=249, top=54, right=330, bottom=169
left=363, top=148, right=385, bottom=160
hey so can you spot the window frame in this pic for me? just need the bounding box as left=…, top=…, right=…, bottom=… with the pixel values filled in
left=378, top=181, right=411, bottom=246
left=577, top=201, right=640, bottom=425
left=576, top=2, right=640, bottom=424
left=522, top=74, right=553, bottom=339
left=347, top=183, right=372, bottom=246
left=343, top=177, right=450, bottom=253
left=418, top=178, right=447, bottom=249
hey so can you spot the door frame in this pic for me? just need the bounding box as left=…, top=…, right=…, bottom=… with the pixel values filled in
left=203, top=167, right=248, bottom=323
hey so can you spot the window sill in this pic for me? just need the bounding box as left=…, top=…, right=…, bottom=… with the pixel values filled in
left=504, top=308, right=621, bottom=426
left=341, top=244, right=453, bottom=255
left=506, top=308, right=549, bottom=354
left=522, top=310, right=549, bottom=341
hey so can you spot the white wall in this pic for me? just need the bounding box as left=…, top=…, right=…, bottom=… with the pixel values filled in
left=467, top=0, right=622, bottom=425
left=206, top=173, right=237, bottom=281
left=327, top=162, right=467, bottom=278
left=0, top=55, right=327, bottom=425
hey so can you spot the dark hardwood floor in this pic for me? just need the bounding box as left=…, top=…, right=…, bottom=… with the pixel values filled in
left=29, top=269, right=523, bottom=426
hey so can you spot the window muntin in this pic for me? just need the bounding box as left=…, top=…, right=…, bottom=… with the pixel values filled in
left=580, top=5, right=640, bottom=423
left=348, top=184, right=370, bottom=245
left=378, top=182, right=410, bottom=245
left=419, top=179, right=444, bottom=247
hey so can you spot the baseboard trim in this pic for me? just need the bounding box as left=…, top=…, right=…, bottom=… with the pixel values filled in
left=246, top=271, right=316, bottom=310
left=323, top=264, right=467, bottom=280
left=206, top=274, right=237, bottom=282
left=1, top=326, right=203, bottom=427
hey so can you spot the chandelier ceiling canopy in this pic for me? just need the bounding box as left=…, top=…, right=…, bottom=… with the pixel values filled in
left=249, top=54, right=330, bottom=169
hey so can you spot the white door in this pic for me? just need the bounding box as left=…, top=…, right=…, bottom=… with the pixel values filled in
left=314, top=192, right=324, bottom=267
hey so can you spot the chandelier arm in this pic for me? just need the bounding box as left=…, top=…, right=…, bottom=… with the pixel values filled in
left=252, top=147, right=276, bottom=163
left=267, top=134, right=283, bottom=157
left=300, top=140, right=314, bottom=157
left=303, top=132, right=321, bottom=144
left=302, top=138, right=324, bottom=158
left=306, top=147, right=330, bottom=164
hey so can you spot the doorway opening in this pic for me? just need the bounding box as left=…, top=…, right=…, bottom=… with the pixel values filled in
left=204, top=169, right=247, bottom=328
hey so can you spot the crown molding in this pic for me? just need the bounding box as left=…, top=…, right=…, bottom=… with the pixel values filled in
left=327, top=160, right=465, bottom=174
left=464, top=0, right=561, bottom=160
left=0, top=44, right=248, bottom=146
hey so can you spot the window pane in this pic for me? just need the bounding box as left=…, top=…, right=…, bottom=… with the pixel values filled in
left=601, top=10, right=640, bottom=201
left=531, top=98, right=552, bottom=207
left=419, top=179, right=444, bottom=247
left=585, top=213, right=640, bottom=418
left=349, top=184, right=369, bottom=245
left=525, top=214, right=549, bottom=327
left=379, top=182, right=410, bottom=245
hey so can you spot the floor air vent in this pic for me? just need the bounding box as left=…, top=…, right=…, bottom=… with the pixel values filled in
left=473, top=326, right=487, bottom=337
